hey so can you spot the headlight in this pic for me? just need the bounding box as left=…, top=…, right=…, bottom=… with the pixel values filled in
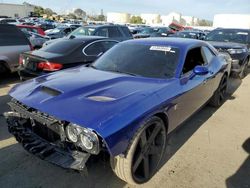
left=65, top=125, right=80, bottom=143
left=228, top=48, right=247, bottom=54
left=80, top=134, right=93, bottom=150
left=65, top=124, right=100, bottom=154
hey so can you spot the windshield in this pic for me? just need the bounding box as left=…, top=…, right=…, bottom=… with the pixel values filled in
left=177, top=32, right=197, bottom=38
left=140, top=28, right=155, bottom=34
left=92, top=42, right=180, bottom=79
left=49, top=28, right=62, bottom=33
left=205, top=29, right=249, bottom=44
left=69, top=27, right=95, bottom=36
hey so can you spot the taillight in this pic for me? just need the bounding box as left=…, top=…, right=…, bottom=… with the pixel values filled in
left=19, top=55, right=24, bottom=65
left=37, top=62, right=63, bottom=71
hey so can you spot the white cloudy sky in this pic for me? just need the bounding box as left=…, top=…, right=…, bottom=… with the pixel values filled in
left=4, top=0, right=250, bottom=20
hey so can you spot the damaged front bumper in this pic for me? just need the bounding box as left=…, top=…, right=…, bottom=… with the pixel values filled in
left=4, top=100, right=91, bottom=171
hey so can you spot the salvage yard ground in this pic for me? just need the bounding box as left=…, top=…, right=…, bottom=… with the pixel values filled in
left=0, top=73, right=249, bottom=188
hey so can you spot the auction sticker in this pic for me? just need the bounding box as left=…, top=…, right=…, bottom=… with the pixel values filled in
left=150, top=46, right=175, bottom=53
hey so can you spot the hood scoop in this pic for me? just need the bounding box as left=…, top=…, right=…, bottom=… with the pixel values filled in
left=40, top=86, right=62, bottom=96
left=87, top=96, right=116, bottom=102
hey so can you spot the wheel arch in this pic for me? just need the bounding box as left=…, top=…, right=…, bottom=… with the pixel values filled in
left=0, top=60, right=10, bottom=72
left=154, top=112, right=169, bottom=133
left=117, top=110, right=169, bottom=157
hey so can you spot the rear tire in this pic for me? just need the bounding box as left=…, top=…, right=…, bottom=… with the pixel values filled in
left=110, top=116, right=167, bottom=185
left=0, top=62, right=8, bottom=75
left=209, top=74, right=228, bottom=107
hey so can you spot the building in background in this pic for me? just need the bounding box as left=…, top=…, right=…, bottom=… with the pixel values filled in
left=213, top=14, right=250, bottom=29
left=0, top=2, right=35, bottom=18
left=140, top=13, right=161, bottom=25
left=161, top=12, right=182, bottom=26
left=107, top=12, right=130, bottom=24
left=181, top=16, right=199, bottom=26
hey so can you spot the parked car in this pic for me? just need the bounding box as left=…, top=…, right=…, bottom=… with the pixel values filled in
left=133, top=27, right=156, bottom=38
left=170, top=30, right=206, bottom=40
left=43, top=25, right=133, bottom=46
left=5, top=38, right=230, bottom=185
left=45, top=26, right=76, bottom=39
left=129, top=27, right=143, bottom=35
left=205, top=28, right=250, bottom=78
left=0, top=24, right=32, bottom=74
left=18, top=36, right=118, bottom=80
left=17, top=24, right=46, bottom=36
left=150, top=27, right=175, bottom=37
left=0, top=18, right=20, bottom=25
left=37, top=23, right=55, bottom=32
left=22, top=31, right=50, bottom=49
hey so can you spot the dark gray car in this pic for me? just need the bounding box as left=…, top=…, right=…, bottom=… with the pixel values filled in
left=0, top=24, right=32, bottom=74
left=43, top=25, right=133, bottom=46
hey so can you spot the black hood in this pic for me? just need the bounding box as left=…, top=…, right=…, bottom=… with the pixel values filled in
left=208, top=41, right=247, bottom=50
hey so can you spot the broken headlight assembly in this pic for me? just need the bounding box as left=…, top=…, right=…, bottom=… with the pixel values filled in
left=65, top=123, right=100, bottom=155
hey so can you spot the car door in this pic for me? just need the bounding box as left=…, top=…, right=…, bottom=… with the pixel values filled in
left=168, top=46, right=215, bottom=130
left=83, top=40, right=118, bottom=62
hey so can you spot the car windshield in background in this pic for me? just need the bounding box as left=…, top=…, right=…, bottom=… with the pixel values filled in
left=206, top=29, right=249, bottom=44
left=49, top=28, right=62, bottom=33
left=177, top=32, right=197, bottom=38
left=93, top=43, right=179, bottom=79
left=70, top=27, right=95, bottom=36
left=140, top=28, right=155, bottom=34
left=40, top=40, right=82, bottom=54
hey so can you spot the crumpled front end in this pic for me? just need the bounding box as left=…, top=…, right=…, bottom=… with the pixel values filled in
left=4, top=99, right=92, bottom=171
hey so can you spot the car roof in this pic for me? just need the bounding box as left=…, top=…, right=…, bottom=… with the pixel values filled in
left=214, top=28, right=250, bottom=32
left=62, top=36, right=109, bottom=42
left=85, top=24, right=124, bottom=28
left=123, top=38, right=206, bottom=50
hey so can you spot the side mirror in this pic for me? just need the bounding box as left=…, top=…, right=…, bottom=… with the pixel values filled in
left=193, top=65, right=209, bottom=75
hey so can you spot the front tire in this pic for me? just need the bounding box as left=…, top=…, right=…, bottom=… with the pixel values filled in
left=239, top=62, right=248, bottom=79
left=209, top=74, right=228, bottom=107
left=110, top=116, right=167, bottom=185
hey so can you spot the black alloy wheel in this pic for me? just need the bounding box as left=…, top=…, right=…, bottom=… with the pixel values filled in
left=131, top=120, right=166, bottom=183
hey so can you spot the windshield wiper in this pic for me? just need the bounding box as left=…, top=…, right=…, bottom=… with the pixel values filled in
left=111, top=70, right=138, bottom=76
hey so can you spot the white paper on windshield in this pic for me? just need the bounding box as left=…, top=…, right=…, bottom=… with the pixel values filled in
left=150, top=46, right=175, bottom=53
left=237, top=32, right=248, bottom=35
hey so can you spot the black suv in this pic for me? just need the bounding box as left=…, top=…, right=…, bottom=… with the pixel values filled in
left=205, top=28, right=250, bottom=78
left=44, top=25, right=133, bottom=46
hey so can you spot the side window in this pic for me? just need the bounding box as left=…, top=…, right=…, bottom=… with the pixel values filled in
left=182, top=47, right=205, bottom=74
left=108, top=27, right=122, bottom=38
left=202, top=46, right=215, bottom=64
left=95, top=28, right=109, bottom=37
left=120, top=27, right=133, bottom=37
left=101, top=41, right=118, bottom=51
left=84, top=42, right=105, bottom=56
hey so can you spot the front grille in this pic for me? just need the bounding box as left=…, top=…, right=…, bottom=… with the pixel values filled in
left=8, top=99, right=64, bottom=143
